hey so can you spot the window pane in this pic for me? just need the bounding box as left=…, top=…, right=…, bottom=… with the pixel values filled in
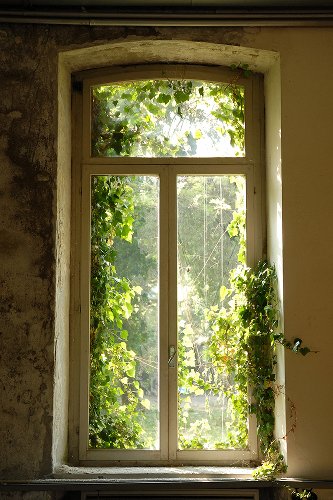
left=89, top=175, right=159, bottom=450
left=91, top=80, right=244, bottom=158
left=177, top=175, right=248, bottom=450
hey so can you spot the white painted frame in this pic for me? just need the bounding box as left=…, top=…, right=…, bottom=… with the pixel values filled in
left=72, top=65, right=264, bottom=465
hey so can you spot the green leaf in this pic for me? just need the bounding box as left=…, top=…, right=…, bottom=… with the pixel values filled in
left=141, top=398, right=151, bottom=409
left=120, top=330, right=128, bottom=340
left=219, top=285, right=229, bottom=301
left=126, top=365, right=136, bottom=377
left=156, top=93, right=171, bottom=104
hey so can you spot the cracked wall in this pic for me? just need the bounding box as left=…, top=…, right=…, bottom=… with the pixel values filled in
left=0, top=25, right=57, bottom=479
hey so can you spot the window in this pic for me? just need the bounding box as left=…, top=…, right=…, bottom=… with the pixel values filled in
left=72, top=65, right=264, bottom=464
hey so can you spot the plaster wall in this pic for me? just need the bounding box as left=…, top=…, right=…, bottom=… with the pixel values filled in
left=0, top=23, right=333, bottom=487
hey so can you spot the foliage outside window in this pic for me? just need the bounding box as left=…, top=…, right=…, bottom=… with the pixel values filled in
left=89, top=173, right=247, bottom=452
left=91, top=78, right=245, bottom=158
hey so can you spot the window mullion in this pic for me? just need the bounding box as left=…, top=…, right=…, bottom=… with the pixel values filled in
left=159, top=167, right=170, bottom=461
left=167, top=166, right=178, bottom=461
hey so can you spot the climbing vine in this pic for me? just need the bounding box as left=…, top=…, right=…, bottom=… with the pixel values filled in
left=290, top=489, right=318, bottom=499
left=208, top=259, right=314, bottom=479
left=89, top=175, right=149, bottom=448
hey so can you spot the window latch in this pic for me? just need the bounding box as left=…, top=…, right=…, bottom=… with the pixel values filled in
left=168, top=345, right=176, bottom=368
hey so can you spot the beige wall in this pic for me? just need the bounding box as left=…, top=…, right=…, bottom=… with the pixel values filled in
left=256, top=29, right=333, bottom=479
left=0, top=23, right=333, bottom=488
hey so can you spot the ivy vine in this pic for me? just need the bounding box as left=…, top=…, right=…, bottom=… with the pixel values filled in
left=208, top=259, right=314, bottom=479
left=89, top=175, right=150, bottom=448
left=290, top=489, right=318, bottom=499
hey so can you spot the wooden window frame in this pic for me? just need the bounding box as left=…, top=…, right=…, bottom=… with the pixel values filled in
left=70, top=64, right=264, bottom=466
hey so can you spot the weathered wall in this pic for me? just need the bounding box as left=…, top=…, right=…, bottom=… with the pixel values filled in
left=0, top=23, right=333, bottom=491
left=0, top=25, right=58, bottom=479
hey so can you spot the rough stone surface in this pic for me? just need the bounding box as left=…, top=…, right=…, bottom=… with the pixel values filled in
left=0, top=25, right=57, bottom=479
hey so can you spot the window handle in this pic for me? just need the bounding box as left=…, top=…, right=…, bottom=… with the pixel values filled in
left=168, top=345, right=176, bottom=368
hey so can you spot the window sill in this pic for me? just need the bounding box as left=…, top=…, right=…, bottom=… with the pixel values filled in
left=51, top=467, right=333, bottom=490
left=53, top=465, right=256, bottom=481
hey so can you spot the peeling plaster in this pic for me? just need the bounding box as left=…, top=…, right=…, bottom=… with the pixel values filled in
left=0, top=25, right=57, bottom=480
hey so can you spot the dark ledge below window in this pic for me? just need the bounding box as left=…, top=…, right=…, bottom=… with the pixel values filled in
left=1, top=467, right=333, bottom=492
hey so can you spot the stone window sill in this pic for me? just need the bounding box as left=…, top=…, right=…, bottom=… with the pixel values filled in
left=53, top=465, right=256, bottom=481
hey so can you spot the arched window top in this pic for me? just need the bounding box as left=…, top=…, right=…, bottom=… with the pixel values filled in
left=79, top=64, right=259, bottom=160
